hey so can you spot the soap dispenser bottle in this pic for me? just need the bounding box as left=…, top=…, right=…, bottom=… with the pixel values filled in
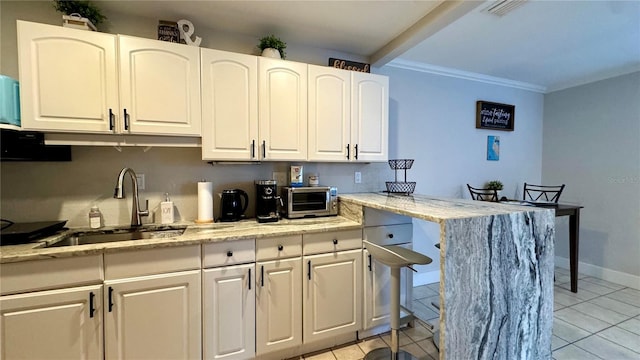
left=160, top=193, right=174, bottom=224
left=89, top=205, right=102, bottom=229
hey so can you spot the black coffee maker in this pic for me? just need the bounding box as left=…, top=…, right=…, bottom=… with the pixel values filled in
left=219, top=189, right=248, bottom=222
left=255, top=180, right=279, bottom=223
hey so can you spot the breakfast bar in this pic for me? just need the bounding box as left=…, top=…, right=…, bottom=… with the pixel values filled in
left=339, top=193, right=555, bottom=360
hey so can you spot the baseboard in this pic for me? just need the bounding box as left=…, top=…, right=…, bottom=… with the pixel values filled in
left=414, top=270, right=440, bottom=286
left=555, top=256, right=640, bottom=290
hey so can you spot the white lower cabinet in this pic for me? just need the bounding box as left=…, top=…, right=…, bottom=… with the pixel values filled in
left=303, top=249, right=362, bottom=343
left=103, top=246, right=202, bottom=360
left=362, top=223, right=414, bottom=333
left=255, top=256, right=303, bottom=354
left=363, top=245, right=410, bottom=330
left=0, top=284, right=103, bottom=360
left=302, top=230, right=363, bottom=344
left=202, top=238, right=256, bottom=360
left=104, top=270, right=201, bottom=360
left=255, top=235, right=303, bottom=355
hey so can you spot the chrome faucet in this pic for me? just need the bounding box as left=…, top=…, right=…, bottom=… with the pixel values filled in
left=114, top=167, right=149, bottom=227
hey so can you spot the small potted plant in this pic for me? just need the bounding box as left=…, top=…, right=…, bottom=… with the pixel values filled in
left=257, top=34, right=287, bottom=59
left=53, top=0, right=106, bottom=31
left=486, top=180, right=504, bottom=200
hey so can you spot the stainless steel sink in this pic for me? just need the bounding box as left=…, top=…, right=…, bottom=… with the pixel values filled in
left=46, top=225, right=187, bottom=247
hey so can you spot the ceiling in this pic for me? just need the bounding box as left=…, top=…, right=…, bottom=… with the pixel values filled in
left=98, top=0, right=640, bottom=93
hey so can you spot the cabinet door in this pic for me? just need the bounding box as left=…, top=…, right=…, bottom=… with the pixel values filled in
left=203, top=264, right=255, bottom=360
left=258, top=58, right=307, bottom=161
left=255, top=257, right=302, bottom=354
left=0, top=285, right=103, bottom=359
left=363, top=245, right=410, bottom=330
left=307, top=65, right=351, bottom=161
left=118, top=35, right=201, bottom=136
left=303, top=249, right=362, bottom=343
left=201, top=49, right=258, bottom=160
left=17, top=20, right=118, bottom=133
left=104, top=270, right=201, bottom=360
left=351, top=72, right=388, bottom=162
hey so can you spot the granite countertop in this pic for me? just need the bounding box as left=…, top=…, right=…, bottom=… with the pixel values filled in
left=338, top=192, right=548, bottom=223
left=0, top=216, right=361, bottom=264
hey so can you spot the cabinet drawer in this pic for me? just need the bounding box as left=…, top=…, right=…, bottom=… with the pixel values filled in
left=105, top=245, right=200, bottom=280
left=364, top=224, right=413, bottom=246
left=202, top=239, right=255, bottom=268
left=0, top=255, right=103, bottom=295
left=303, top=229, right=362, bottom=255
left=256, top=235, right=302, bottom=261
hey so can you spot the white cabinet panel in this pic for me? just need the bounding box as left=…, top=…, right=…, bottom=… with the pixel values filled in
left=17, top=21, right=201, bottom=136
left=203, top=264, right=255, bottom=360
left=351, top=72, right=389, bottom=162
left=308, top=65, right=350, bottom=161
left=17, top=20, right=118, bottom=133
left=118, top=35, right=201, bottom=136
left=104, top=270, right=201, bottom=360
left=303, top=249, right=362, bottom=343
left=258, top=57, right=307, bottom=161
left=363, top=246, right=410, bottom=330
left=255, top=257, right=302, bottom=354
left=0, top=285, right=103, bottom=360
left=201, top=49, right=258, bottom=160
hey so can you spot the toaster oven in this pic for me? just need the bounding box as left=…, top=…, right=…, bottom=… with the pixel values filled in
left=281, top=186, right=338, bottom=219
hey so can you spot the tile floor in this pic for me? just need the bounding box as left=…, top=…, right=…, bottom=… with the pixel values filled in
left=294, top=267, right=640, bottom=360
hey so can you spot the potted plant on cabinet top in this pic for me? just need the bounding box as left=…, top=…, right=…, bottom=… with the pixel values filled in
left=486, top=180, right=504, bottom=200
left=53, top=0, right=106, bottom=31
left=257, top=34, right=287, bottom=59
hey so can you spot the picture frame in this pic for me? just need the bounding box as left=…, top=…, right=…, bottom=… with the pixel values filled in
left=476, top=101, right=515, bottom=131
left=487, top=135, right=500, bottom=161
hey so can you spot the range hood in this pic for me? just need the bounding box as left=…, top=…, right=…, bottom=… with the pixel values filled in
left=1, top=128, right=71, bottom=162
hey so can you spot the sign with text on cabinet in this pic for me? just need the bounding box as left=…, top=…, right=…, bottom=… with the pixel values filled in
left=329, top=58, right=370, bottom=73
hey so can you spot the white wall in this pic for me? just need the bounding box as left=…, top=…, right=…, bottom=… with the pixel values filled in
left=378, top=65, right=545, bottom=284
left=543, top=72, right=640, bottom=288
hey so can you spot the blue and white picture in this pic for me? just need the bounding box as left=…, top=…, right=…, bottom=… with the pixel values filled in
left=487, top=135, right=500, bottom=161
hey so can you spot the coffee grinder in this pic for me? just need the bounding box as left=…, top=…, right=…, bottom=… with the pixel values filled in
left=255, top=180, right=280, bottom=223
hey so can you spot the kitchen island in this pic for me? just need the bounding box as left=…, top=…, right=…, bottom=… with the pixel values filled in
left=339, top=193, right=555, bottom=360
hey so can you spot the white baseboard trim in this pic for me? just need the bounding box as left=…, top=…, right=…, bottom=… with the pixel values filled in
left=414, top=270, right=440, bottom=286
left=555, top=256, right=640, bottom=290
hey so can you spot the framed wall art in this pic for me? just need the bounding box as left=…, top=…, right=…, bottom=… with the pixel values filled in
left=476, top=101, right=514, bottom=131
left=487, top=135, right=500, bottom=161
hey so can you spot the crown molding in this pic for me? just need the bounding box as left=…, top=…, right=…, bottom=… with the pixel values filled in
left=386, top=59, right=547, bottom=93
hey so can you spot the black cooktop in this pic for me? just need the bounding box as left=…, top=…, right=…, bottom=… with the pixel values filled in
left=0, top=220, right=67, bottom=245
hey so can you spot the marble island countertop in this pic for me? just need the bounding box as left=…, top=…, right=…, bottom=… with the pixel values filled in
left=338, top=192, right=548, bottom=223
left=0, top=216, right=361, bottom=264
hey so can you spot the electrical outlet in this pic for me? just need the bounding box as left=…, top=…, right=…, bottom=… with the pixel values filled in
left=354, top=171, right=362, bottom=184
left=136, top=174, right=145, bottom=190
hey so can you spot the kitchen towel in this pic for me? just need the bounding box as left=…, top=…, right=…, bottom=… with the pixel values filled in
left=197, top=181, right=214, bottom=223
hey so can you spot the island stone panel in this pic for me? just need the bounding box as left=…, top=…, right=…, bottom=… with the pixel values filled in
left=441, top=211, right=554, bottom=360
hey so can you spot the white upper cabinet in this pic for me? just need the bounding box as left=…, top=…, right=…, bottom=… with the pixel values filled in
left=258, top=57, right=307, bottom=161
left=201, top=49, right=258, bottom=160
left=351, top=72, right=389, bottom=162
left=308, top=66, right=389, bottom=162
left=308, top=65, right=351, bottom=161
left=17, top=21, right=201, bottom=136
left=18, top=20, right=118, bottom=133
left=118, top=35, right=201, bottom=136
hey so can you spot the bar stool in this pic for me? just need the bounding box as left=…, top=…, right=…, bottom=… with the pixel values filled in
left=363, top=240, right=432, bottom=360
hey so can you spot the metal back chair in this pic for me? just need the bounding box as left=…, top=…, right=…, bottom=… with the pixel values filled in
left=523, top=183, right=565, bottom=203
left=467, top=184, right=498, bottom=202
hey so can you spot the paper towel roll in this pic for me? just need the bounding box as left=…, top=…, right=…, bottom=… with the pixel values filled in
left=197, top=181, right=214, bottom=223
